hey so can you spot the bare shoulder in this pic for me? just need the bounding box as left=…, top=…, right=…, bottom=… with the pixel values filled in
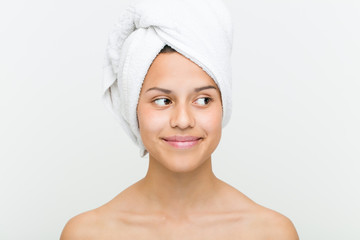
left=59, top=185, right=142, bottom=240
left=60, top=181, right=149, bottom=240
left=60, top=209, right=101, bottom=240
left=251, top=205, right=299, bottom=240
left=216, top=180, right=299, bottom=239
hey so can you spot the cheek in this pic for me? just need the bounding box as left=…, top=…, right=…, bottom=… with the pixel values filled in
left=138, top=106, right=168, bottom=137
left=196, top=107, right=222, bottom=135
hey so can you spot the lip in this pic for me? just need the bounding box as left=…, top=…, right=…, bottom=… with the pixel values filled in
left=162, top=135, right=202, bottom=149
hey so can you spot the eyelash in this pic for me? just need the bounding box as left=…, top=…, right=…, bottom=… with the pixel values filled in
left=153, top=97, right=213, bottom=106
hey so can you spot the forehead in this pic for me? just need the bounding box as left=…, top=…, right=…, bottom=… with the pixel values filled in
left=142, top=52, right=219, bottom=90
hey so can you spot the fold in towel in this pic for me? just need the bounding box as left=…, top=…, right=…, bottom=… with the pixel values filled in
left=102, top=0, right=234, bottom=157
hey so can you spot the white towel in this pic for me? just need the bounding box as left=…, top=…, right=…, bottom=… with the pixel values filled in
left=102, top=0, right=233, bottom=157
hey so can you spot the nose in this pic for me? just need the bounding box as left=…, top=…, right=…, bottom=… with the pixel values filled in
left=170, top=103, right=195, bottom=129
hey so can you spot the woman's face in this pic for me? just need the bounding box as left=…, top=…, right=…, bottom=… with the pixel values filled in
left=137, top=52, right=223, bottom=173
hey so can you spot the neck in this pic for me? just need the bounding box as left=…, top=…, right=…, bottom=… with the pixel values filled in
left=138, top=154, right=220, bottom=218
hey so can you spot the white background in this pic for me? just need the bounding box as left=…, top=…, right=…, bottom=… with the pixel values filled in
left=1, top=0, right=359, bottom=239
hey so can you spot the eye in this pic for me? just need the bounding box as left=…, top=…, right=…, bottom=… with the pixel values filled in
left=154, top=98, right=172, bottom=106
left=195, top=97, right=212, bottom=106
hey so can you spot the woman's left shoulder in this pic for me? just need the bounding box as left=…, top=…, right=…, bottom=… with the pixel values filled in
left=250, top=204, right=299, bottom=240
left=217, top=180, right=299, bottom=239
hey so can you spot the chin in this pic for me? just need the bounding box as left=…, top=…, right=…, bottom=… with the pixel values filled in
left=150, top=149, right=211, bottom=174
left=164, top=155, right=207, bottom=173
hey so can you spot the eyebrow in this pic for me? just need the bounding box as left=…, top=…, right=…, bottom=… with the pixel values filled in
left=146, top=85, right=217, bottom=94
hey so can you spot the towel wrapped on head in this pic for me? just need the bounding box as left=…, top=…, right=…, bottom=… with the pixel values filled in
left=102, top=0, right=234, bottom=157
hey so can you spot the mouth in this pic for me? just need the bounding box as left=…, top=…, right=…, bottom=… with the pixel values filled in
left=162, top=136, right=203, bottom=149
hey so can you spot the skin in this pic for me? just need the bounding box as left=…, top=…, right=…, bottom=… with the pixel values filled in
left=60, top=52, right=299, bottom=240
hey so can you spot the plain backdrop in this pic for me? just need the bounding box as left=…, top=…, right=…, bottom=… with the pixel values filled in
left=1, top=0, right=359, bottom=239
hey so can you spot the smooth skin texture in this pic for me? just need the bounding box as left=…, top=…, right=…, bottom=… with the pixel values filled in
left=60, top=52, right=299, bottom=240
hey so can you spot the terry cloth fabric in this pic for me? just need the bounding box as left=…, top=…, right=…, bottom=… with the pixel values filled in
left=102, top=0, right=234, bottom=157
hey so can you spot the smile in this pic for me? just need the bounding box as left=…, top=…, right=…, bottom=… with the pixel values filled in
left=162, top=136, right=202, bottom=149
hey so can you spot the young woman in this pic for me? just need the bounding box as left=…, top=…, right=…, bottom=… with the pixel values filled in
left=60, top=45, right=298, bottom=239
left=61, top=0, right=299, bottom=239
